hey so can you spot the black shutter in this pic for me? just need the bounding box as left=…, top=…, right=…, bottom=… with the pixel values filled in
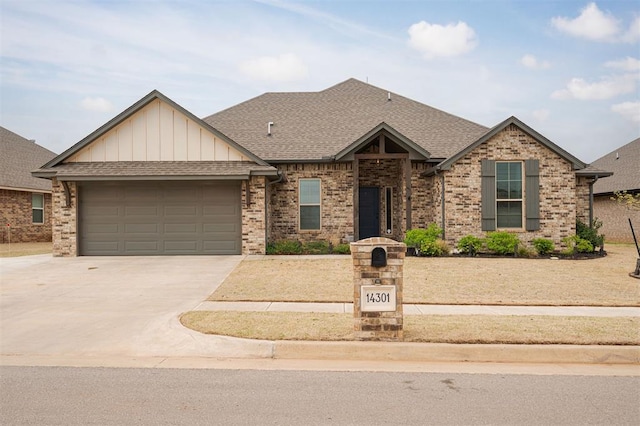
left=525, top=159, right=540, bottom=231
left=481, top=159, right=496, bottom=231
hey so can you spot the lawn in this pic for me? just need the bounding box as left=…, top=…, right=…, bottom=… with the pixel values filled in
left=189, top=244, right=640, bottom=344
left=210, top=244, right=640, bottom=306
left=180, top=311, right=640, bottom=345
left=0, top=242, right=52, bottom=257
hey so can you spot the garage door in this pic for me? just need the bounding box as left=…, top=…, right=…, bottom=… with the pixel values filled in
left=78, top=181, right=241, bottom=255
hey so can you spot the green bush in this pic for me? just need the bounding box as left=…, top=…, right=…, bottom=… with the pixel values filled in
left=562, top=236, right=594, bottom=255
left=266, top=240, right=303, bottom=255
left=457, top=235, right=484, bottom=256
left=420, top=238, right=450, bottom=257
left=404, top=224, right=443, bottom=248
left=576, top=219, right=604, bottom=251
left=532, top=238, right=555, bottom=256
left=485, top=231, right=520, bottom=255
left=303, top=241, right=330, bottom=255
left=516, top=245, right=536, bottom=258
left=331, top=243, right=351, bottom=255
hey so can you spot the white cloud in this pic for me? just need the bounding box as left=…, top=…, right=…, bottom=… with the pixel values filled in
left=611, top=101, right=640, bottom=123
left=521, top=54, right=551, bottom=70
left=408, top=20, right=477, bottom=59
left=622, top=16, right=640, bottom=43
left=551, top=74, right=637, bottom=100
left=551, top=2, right=620, bottom=42
left=238, top=53, right=308, bottom=82
left=532, top=109, right=550, bottom=122
left=605, top=57, right=640, bottom=72
left=80, top=97, right=113, bottom=112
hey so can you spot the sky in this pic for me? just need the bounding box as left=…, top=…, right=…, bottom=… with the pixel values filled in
left=1, top=0, right=639, bottom=163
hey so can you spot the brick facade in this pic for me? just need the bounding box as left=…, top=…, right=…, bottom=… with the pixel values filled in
left=268, top=163, right=354, bottom=246
left=51, top=179, right=77, bottom=256
left=432, top=124, right=581, bottom=248
left=0, top=189, right=52, bottom=243
left=594, top=196, right=640, bottom=243
left=243, top=176, right=267, bottom=254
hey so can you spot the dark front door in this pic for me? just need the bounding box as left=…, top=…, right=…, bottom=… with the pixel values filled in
left=359, top=187, right=380, bottom=240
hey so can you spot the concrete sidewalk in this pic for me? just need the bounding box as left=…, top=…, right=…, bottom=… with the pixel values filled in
left=195, top=301, right=640, bottom=317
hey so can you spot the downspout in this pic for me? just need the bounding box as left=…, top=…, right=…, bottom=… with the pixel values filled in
left=265, top=171, right=284, bottom=251
left=440, top=173, right=446, bottom=239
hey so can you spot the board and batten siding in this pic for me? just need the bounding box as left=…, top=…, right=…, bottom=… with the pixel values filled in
left=67, top=99, right=248, bottom=163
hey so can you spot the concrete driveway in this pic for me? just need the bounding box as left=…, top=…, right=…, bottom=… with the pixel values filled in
left=0, top=255, right=272, bottom=359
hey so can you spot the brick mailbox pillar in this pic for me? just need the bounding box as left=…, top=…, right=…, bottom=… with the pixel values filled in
left=351, top=237, right=405, bottom=341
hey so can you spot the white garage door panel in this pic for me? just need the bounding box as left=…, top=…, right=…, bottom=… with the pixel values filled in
left=79, top=181, right=242, bottom=255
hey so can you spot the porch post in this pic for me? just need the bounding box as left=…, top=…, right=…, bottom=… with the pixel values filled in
left=405, top=158, right=412, bottom=231
left=353, top=158, right=360, bottom=241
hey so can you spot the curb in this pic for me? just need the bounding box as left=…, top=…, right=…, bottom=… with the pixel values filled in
left=272, top=341, right=640, bottom=365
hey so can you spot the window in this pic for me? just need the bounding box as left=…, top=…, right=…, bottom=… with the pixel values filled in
left=385, top=187, right=393, bottom=234
left=482, top=159, right=539, bottom=232
left=32, top=193, right=44, bottom=224
left=496, top=162, right=522, bottom=228
left=299, top=179, right=321, bottom=230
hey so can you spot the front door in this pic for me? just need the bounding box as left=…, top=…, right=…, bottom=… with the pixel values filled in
left=359, top=187, right=380, bottom=240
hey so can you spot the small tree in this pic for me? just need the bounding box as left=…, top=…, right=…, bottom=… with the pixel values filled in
left=611, top=190, right=640, bottom=211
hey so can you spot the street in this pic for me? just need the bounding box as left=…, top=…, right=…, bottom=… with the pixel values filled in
left=1, top=366, right=638, bottom=425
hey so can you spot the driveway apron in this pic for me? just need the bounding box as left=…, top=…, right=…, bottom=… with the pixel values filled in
left=0, top=255, right=272, bottom=358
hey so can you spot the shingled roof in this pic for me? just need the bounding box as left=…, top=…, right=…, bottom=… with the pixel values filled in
left=203, top=78, right=489, bottom=162
left=591, top=137, right=640, bottom=194
left=0, top=126, right=56, bottom=192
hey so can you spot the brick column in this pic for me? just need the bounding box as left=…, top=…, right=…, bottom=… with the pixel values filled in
left=351, top=237, right=405, bottom=341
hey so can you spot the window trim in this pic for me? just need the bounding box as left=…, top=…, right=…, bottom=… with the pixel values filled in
left=384, top=186, right=393, bottom=235
left=298, top=178, right=321, bottom=231
left=495, top=161, right=524, bottom=229
left=32, top=193, right=44, bottom=224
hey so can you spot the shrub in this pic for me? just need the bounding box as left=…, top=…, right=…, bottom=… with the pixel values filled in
left=404, top=223, right=443, bottom=249
left=267, top=240, right=302, bottom=255
left=303, top=241, right=330, bottom=255
left=485, top=231, right=520, bottom=255
left=332, top=243, right=351, bottom=255
left=405, top=223, right=445, bottom=256
left=576, top=219, right=604, bottom=251
left=457, top=235, right=484, bottom=256
left=420, top=238, right=450, bottom=257
left=562, top=236, right=594, bottom=255
left=532, top=238, right=555, bottom=256
left=516, top=245, right=536, bottom=258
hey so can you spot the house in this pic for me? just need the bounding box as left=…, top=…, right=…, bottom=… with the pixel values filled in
left=590, top=138, right=640, bottom=243
left=33, top=79, right=608, bottom=256
left=1, top=126, right=56, bottom=243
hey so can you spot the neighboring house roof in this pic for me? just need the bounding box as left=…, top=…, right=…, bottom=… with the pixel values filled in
left=203, top=78, right=489, bottom=162
left=591, top=137, right=640, bottom=194
left=0, top=126, right=56, bottom=192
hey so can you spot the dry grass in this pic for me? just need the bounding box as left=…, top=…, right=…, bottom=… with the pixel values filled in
left=180, top=311, right=640, bottom=345
left=0, top=242, right=52, bottom=258
left=210, top=244, right=640, bottom=306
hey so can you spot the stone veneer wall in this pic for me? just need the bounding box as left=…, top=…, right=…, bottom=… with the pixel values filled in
left=243, top=176, right=266, bottom=254
left=0, top=189, right=52, bottom=243
left=51, top=178, right=77, bottom=256
left=268, top=163, right=354, bottom=245
left=594, top=196, right=640, bottom=243
left=441, top=124, right=579, bottom=248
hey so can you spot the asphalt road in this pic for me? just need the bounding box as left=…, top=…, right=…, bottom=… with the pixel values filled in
left=1, top=366, right=638, bottom=425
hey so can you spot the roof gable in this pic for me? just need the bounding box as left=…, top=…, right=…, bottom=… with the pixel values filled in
left=435, top=116, right=587, bottom=171
left=0, top=126, right=56, bottom=192
left=42, top=91, right=269, bottom=169
left=204, top=78, right=488, bottom=162
left=591, top=137, right=639, bottom=194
